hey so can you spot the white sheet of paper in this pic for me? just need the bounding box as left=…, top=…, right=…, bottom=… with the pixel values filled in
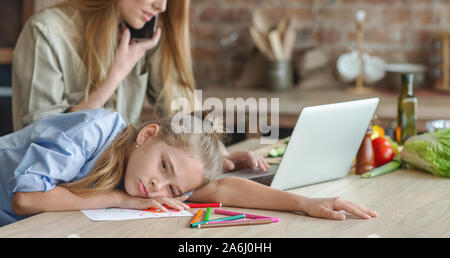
left=81, top=208, right=193, bottom=222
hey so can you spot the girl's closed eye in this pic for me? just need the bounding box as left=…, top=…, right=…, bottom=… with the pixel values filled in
left=168, top=185, right=175, bottom=196
left=161, top=159, right=175, bottom=196
left=161, top=159, right=168, bottom=173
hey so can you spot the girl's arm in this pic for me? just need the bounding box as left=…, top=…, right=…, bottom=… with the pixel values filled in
left=12, top=186, right=121, bottom=215
left=189, top=177, right=378, bottom=220
left=12, top=186, right=189, bottom=216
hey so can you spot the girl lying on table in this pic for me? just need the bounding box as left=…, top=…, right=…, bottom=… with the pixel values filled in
left=0, top=109, right=377, bottom=226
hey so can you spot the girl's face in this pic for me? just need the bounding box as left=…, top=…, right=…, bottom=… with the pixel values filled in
left=124, top=124, right=205, bottom=198
left=118, top=0, right=167, bottom=29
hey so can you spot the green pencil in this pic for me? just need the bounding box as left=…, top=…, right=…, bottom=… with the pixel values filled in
left=205, top=207, right=211, bottom=221
left=190, top=214, right=244, bottom=228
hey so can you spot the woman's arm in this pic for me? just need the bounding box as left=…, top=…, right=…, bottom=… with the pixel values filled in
left=70, top=70, right=123, bottom=112
left=70, top=28, right=161, bottom=112
left=189, top=177, right=378, bottom=220
left=12, top=19, right=69, bottom=130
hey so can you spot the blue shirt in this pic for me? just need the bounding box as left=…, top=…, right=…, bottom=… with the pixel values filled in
left=0, top=109, right=127, bottom=226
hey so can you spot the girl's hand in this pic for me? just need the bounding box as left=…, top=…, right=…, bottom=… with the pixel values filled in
left=110, top=26, right=161, bottom=83
left=223, top=151, right=270, bottom=172
left=302, top=197, right=379, bottom=220
left=116, top=190, right=189, bottom=212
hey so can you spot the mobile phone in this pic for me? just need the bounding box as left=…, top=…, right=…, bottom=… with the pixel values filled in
left=125, top=15, right=158, bottom=39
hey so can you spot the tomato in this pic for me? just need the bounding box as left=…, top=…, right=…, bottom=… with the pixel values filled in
left=371, top=137, right=395, bottom=167
left=383, top=135, right=400, bottom=156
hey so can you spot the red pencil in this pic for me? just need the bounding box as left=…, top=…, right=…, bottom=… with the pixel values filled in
left=148, top=203, right=222, bottom=211
left=187, top=203, right=222, bottom=208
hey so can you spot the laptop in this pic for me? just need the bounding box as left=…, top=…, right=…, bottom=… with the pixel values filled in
left=219, top=98, right=380, bottom=190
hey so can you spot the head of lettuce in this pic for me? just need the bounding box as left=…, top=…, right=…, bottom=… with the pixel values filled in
left=400, top=129, right=450, bottom=178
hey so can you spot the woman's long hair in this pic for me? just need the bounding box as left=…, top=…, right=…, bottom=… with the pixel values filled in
left=56, top=0, right=196, bottom=113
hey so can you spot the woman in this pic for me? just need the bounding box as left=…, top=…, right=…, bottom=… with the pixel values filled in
left=12, top=0, right=191, bottom=129
left=12, top=0, right=265, bottom=171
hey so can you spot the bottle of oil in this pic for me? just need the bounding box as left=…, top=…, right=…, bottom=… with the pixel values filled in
left=396, top=73, right=418, bottom=144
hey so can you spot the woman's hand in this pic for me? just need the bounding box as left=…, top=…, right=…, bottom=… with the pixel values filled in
left=302, top=197, right=379, bottom=220
left=116, top=190, right=190, bottom=212
left=110, top=26, right=161, bottom=82
left=223, top=151, right=270, bottom=172
left=71, top=27, right=161, bottom=112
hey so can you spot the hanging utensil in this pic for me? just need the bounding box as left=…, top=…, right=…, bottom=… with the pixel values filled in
left=269, top=30, right=284, bottom=61
left=250, top=26, right=275, bottom=61
left=282, top=23, right=296, bottom=60
left=253, top=10, right=271, bottom=34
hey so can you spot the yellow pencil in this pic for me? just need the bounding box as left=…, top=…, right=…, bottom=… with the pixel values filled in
left=190, top=209, right=203, bottom=225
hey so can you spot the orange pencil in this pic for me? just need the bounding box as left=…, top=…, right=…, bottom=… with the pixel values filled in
left=190, top=209, right=203, bottom=224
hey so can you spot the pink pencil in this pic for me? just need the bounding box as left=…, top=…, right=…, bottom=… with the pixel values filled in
left=205, top=218, right=275, bottom=225
left=214, top=209, right=279, bottom=222
left=198, top=218, right=274, bottom=228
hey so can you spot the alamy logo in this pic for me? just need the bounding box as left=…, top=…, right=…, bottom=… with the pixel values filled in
left=170, top=90, right=280, bottom=144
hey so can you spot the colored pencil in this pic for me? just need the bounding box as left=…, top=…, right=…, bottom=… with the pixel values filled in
left=205, top=207, right=211, bottom=221
left=188, top=203, right=222, bottom=208
left=205, top=218, right=271, bottom=225
left=190, top=209, right=203, bottom=224
left=198, top=218, right=273, bottom=229
left=190, top=214, right=244, bottom=228
left=214, top=209, right=280, bottom=222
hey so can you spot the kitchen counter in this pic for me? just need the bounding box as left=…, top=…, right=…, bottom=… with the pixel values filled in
left=202, top=87, right=450, bottom=132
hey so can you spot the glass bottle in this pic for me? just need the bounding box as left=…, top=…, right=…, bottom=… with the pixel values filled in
left=396, top=73, right=418, bottom=144
left=356, top=123, right=375, bottom=175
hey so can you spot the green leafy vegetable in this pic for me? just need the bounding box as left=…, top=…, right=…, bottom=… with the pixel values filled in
left=268, top=146, right=286, bottom=157
left=400, top=129, right=450, bottom=177
left=284, top=137, right=290, bottom=144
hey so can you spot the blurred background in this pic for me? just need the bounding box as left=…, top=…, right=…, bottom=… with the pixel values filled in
left=190, top=0, right=447, bottom=88
left=1, top=0, right=450, bottom=139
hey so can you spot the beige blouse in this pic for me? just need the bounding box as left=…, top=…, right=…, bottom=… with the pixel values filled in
left=12, top=7, right=175, bottom=131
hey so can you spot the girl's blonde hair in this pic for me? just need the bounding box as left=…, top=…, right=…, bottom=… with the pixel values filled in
left=63, top=112, right=225, bottom=194
left=56, top=0, right=196, bottom=114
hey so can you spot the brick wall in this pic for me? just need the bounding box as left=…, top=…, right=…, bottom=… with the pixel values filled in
left=191, top=0, right=450, bottom=89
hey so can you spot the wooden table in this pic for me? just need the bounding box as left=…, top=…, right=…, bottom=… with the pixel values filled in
left=0, top=139, right=449, bottom=238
